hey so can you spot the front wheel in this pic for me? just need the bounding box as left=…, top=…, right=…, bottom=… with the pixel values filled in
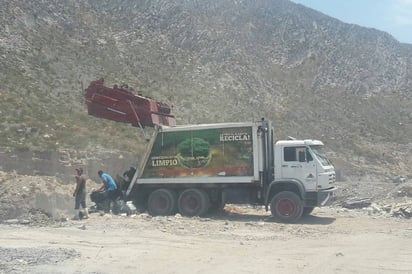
left=270, top=191, right=303, bottom=223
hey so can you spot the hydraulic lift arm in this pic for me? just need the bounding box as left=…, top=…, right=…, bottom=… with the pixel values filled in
left=84, top=79, right=176, bottom=134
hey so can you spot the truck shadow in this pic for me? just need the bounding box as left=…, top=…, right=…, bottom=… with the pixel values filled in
left=293, top=215, right=336, bottom=225
left=208, top=212, right=336, bottom=225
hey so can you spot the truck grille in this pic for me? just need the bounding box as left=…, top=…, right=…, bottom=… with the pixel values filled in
left=329, top=173, right=336, bottom=184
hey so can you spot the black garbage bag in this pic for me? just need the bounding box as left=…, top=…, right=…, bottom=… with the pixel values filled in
left=90, top=191, right=106, bottom=203
left=89, top=191, right=107, bottom=212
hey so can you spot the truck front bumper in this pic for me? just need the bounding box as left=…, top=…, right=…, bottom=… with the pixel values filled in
left=317, top=187, right=337, bottom=206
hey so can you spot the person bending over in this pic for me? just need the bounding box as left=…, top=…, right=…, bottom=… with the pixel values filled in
left=97, top=170, right=118, bottom=213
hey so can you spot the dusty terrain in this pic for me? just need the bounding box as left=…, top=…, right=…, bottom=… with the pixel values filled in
left=1, top=207, right=412, bottom=274
left=1, top=170, right=412, bottom=274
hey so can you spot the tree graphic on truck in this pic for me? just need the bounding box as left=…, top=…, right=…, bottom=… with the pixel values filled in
left=177, top=138, right=211, bottom=168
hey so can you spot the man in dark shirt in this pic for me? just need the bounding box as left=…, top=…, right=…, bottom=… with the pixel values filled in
left=73, top=167, right=88, bottom=219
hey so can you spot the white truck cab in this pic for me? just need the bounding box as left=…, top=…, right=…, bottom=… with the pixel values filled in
left=274, top=139, right=336, bottom=205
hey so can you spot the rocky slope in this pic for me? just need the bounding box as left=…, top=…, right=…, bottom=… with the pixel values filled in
left=0, top=0, right=411, bottom=180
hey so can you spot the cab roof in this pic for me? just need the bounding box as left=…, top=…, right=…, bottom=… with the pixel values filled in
left=275, top=139, right=324, bottom=146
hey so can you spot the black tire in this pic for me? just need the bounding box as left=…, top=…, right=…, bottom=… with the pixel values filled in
left=270, top=191, right=303, bottom=223
left=178, top=189, right=210, bottom=217
left=147, top=189, right=177, bottom=216
left=302, top=207, right=315, bottom=216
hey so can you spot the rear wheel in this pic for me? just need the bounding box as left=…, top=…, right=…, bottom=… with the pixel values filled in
left=178, top=189, right=210, bottom=217
left=270, top=191, right=303, bottom=223
left=147, top=189, right=176, bottom=216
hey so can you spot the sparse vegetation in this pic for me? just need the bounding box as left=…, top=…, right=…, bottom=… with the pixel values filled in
left=0, top=0, right=410, bottom=178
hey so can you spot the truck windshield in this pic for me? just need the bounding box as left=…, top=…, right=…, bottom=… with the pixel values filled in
left=309, top=145, right=332, bottom=166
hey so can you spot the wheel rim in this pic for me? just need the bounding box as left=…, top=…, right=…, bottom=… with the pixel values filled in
left=276, top=198, right=297, bottom=216
left=178, top=189, right=209, bottom=216
left=186, top=196, right=198, bottom=210
left=154, top=195, right=169, bottom=211
left=181, top=193, right=201, bottom=214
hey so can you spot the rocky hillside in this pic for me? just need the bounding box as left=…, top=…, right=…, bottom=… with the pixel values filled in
left=0, top=0, right=411, bottom=179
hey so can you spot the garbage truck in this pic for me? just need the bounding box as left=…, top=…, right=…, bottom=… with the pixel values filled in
left=125, top=119, right=336, bottom=222
left=85, top=80, right=336, bottom=222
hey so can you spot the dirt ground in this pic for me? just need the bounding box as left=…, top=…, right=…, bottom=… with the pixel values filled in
left=1, top=207, right=412, bottom=274
left=1, top=170, right=412, bottom=273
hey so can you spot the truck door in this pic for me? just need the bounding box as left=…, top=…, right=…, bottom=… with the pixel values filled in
left=281, top=146, right=317, bottom=191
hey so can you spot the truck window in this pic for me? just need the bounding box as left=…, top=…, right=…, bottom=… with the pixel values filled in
left=284, top=147, right=296, bottom=161
left=284, top=146, right=307, bottom=162
left=309, top=145, right=331, bottom=166
left=306, top=149, right=313, bottom=161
